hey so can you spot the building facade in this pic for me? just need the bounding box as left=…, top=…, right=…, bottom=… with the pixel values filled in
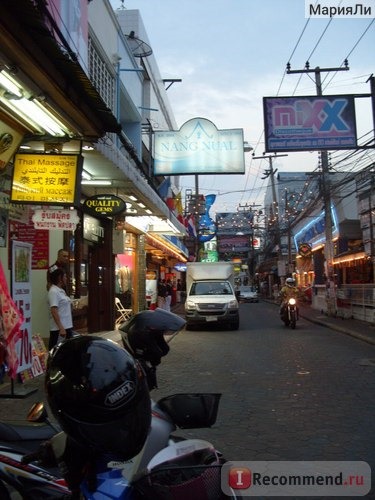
left=0, top=0, right=187, bottom=343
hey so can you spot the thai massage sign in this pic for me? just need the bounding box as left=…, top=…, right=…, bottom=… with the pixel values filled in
left=10, top=153, right=82, bottom=205
left=154, top=118, right=245, bottom=175
left=263, top=95, right=357, bottom=152
left=83, top=194, right=126, bottom=217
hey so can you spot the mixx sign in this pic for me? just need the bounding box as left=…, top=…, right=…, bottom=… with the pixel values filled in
left=263, top=95, right=357, bottom=152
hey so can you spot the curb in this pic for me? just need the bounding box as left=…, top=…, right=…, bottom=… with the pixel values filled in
left=299, top=313, right=375, bottom=346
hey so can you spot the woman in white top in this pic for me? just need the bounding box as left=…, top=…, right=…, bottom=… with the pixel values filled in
left=47, top=266, right=73, bottom=349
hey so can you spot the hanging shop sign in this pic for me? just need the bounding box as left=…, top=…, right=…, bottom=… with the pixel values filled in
left=32, top=209, right=80, bottom=230
left=174, top=262, right=187, bottom=272
left=298, top=242, right=312, bottom=257
left=263, top=95, right=357, bottom=152
left=154, top=118, right=245, bottom=175
left=10, top=153, right=82, bottom=206
left=83, top=194, right=126, bottom=217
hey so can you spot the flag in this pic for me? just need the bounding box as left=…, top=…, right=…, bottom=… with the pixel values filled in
left=175, top=191, right=183, bottom=218
left=157, top=177, right=171, bottom=199
left=187, top=214, right=197, bottom=237
left=166, top=196, right=175, bottom=210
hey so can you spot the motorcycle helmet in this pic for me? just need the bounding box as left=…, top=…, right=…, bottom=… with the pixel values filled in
left=286, top=277, right=295, bottom=286
left=120, top=309, right=186, bottom=366
left=45, top=336, right=151, bottom=459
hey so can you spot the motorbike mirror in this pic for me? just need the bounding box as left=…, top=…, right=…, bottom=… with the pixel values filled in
left=27, top=402, right=48, bottom=422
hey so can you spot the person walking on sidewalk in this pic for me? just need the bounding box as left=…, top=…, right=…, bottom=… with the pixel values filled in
left=47, top=266, right=73, bottom=349
left=157, top=279, right=167, bottom=310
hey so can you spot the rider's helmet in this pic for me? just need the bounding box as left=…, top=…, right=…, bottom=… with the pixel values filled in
left=285, top=277, right=295, bottom=287
left=120, top=308, right=186, bottom=366
left=45, top=336, right=151, bottom=459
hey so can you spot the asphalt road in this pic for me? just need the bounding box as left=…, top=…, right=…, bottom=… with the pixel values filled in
left=154, top=300, right=375, bottom=498
left=1, top=301, right=374, bottom=498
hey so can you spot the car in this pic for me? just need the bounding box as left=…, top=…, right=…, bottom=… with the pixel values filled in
left=238, top=286, right=259, bottom=303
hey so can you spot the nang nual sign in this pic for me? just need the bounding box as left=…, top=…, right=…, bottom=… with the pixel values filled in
left=159, top=139, right=238, bottom=153
left=264, top=95, right=357, bottom=152
left=154, top=118, right=245, bottom=175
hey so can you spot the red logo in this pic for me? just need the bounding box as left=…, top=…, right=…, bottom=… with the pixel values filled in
left=228, top=467, right=251, bottom=489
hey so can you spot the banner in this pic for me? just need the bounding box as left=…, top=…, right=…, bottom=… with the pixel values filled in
left=0, top=257, right=24, bottom=379
left=11, top=240, right=33, bottom=376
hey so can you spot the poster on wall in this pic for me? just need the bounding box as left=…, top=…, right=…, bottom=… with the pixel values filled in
left=11, top=240, right=33, bottom=375
left=9, top=209, right=49, bottom=269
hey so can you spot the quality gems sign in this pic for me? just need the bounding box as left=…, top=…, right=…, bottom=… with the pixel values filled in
left=83, top=194, right=126, bottom=217
left=11, top=153, right=82, bottom=205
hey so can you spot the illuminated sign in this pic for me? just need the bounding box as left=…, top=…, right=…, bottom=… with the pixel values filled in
left=83, top=194, right=126, bottom=217
left=154, top=118, right=245, bottom=175
left=174, top=262, right=187, bottom=272
left=11, top=153, right=82, bottom=205
left=298, top=242, right=312, bottom=257
left=294, top=206, right=338, bottom=250
left=263, top=95, right=357, bottom=152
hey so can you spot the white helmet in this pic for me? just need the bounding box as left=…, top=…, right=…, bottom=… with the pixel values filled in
left=286, top=278, right=295, bottom=286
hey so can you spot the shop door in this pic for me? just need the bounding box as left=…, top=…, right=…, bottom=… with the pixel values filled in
left=87, top=243, right=114, bottom=333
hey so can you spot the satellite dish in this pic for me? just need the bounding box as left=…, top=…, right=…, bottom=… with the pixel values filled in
left=125, top=31, right=153, bottom=58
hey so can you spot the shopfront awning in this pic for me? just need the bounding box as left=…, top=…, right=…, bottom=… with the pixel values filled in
left=145, top=233, right=188, bottom=261
left=0, top=0, right=120, bottom=138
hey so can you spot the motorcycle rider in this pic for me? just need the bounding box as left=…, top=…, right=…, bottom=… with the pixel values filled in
left=279, top=277, right=299, bottom=318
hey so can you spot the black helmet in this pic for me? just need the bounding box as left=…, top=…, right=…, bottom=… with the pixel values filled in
left=45, top=336, right=151, bottom=459
left=120, top=309, right=186, bottom=366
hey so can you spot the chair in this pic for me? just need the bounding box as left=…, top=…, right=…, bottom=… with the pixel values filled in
left=115, top=297, right=133, bottom=329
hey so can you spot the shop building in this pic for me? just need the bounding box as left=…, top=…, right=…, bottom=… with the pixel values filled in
left=0, top=0, right=187, bottom=341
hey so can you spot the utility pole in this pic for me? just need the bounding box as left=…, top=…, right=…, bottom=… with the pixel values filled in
left=287, top=61, right=350, bottom=316
left=237, top=203, right=262, bottom=282
left=254, top=153, right=288, bottom=264
left=285, top=188, right=293, bottom=275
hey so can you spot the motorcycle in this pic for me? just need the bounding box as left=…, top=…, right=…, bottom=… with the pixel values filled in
left=0, top=309, right=237, bottom=499
left=0, top=393, right=231, bottom=499
left=0, top=402, right=59, bottom=454
left=280, top=297, right=299, bottom=329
